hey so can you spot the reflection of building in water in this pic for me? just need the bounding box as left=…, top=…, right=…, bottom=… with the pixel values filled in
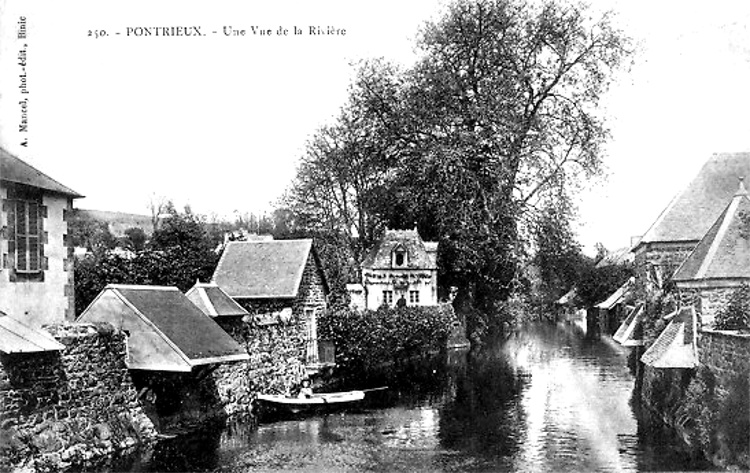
left=348, top=228, right=438, bottom=310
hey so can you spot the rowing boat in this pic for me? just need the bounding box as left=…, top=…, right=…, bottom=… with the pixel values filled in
left=256, top=390, right=365, bottom=413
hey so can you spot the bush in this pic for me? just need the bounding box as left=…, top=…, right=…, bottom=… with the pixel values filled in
left=319, top=304, right=458, bottom=372
left=715, top=284, right=750, bottom=331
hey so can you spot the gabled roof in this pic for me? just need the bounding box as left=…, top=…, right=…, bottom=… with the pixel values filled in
left=1, top=147, right=83, bottom=197
left=0, top=312, right=65, bottom=353
left=637, top=152, right=750, bottom=249
left=595, top=247, right=634, bottom=268
left=186, top=281, right=249, bottom=317
left=595, top=278, right=633, bottom=309
left=673, top=181, right=750, bottom=284
left=556, top=287, right=577, bottom=305
left=613, top=304, right=644, bottom=346
left=78, top=285, right=249, bottom=372
left=362, top=228, right=438, bottom=270
left=212, top=239, right=327, bottom=299
left=640, top=306, right=698, bottom=368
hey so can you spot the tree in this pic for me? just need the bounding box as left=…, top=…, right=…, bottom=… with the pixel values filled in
left=282, top=0, right=632, bottom=333
left=67, top=215, right=117, bottom=252
left=532, top=196, right=586, bottom=304
left=74, top=205, right=220, bottom=314
left=122, top=227, right=147, bottom=251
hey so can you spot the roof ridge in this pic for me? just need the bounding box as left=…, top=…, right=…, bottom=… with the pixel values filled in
left=1, top=147, right=83, bottom=197
left=106, top=284, right=178, bottom=291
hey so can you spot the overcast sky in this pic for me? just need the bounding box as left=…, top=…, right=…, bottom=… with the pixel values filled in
left=2, top=0, right=750, bottom=253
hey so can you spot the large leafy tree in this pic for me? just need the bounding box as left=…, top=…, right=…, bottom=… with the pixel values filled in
left=284, top=0, right=631, bottom=331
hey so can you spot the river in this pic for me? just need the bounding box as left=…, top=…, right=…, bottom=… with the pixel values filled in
left=92, top=320, right=714, bottom=472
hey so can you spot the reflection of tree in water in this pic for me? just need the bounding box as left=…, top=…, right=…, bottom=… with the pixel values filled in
left=438, top=345, right=528, bottom=463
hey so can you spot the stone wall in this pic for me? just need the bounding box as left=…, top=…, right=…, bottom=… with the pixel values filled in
left=677, top=286, right=735, bottom=329
left=0, top=322, right=155, bottom=472
left=208, top=253, right=328, bottom=418
left=633, top=241, right=695, bottom=283
left=638, top=329, right=750, bottom=468
left=211, top=314, right=308, bottom=417
left=699, top=329, right=750, bottom=394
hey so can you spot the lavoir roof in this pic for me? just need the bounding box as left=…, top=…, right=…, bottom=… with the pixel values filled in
left=78, top=285, right=249, bottom=372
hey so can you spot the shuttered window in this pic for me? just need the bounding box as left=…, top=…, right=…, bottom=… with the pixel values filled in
left=8, top=199, right=43, bottom=273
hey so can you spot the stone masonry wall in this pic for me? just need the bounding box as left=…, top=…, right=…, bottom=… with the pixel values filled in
left=634, top=242, right=695, bottom=283
left=212, top=315, right=307, bottom=417
left=210, top=253, right=328, bottom=417
left=678, top=286, right=734, bottom=328
left=699, top=329, right=750, bottom=394
left=0, top=322, right=155, bottom=472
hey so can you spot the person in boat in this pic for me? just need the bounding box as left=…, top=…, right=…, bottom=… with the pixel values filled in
left=297, top=378, right=314, bottom=399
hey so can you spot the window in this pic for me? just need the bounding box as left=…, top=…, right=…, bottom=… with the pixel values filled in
left=382, top=290, right=393, bottom=306
left=409, top=290, right=420, bottom=304
left=7, top=187, right=44, bottom=274
left=395, top=251, right=405, bottom=266
left=304, top=308, right=319, bottom=364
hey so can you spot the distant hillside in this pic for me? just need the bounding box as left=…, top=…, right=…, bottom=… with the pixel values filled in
left=72, top=209, right=153, bottom=237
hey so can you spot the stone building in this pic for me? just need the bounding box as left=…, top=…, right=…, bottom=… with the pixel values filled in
left=0, top=148, right=83, bottom=326
left=350, top=228, right=439, bottom=310
left=185, top=280, right=250, bottom=318
left=632, top=152, right=750, bottom=286
left=211, top=239, right=330, bottom=366
left=671, top=180, right=750, bottom=327
left=77, top=284, right=250, bottom=431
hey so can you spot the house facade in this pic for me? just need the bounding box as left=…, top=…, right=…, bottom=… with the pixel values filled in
left=0, top=148, right=82, bottom=326
left=211, top=239, right=329, bottom=366
left=352, top=228, right=438, bottom=310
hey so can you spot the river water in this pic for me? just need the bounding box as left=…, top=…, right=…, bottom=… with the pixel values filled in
left=101, top=320, right=714, bottom=472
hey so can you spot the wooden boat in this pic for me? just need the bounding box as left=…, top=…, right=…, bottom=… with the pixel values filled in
left=256, top=390, right=366, bottom=414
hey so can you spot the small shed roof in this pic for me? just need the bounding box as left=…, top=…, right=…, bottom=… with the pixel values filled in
left=1, top=147, right=83, bottom=198
left=0, top=312, right=65, bottom=353
left=212, top=239, right=327, bottom=299
left=555, top=287, right=577, bottom=305
left=640, top=306, right=698, bottom=368
left=637, top=152, right=750, bottom=249
left=595, top=278, right=633, bottom=309
left=78, top=285, right=249, bottom=372
left=186, top=281, right=249, bottom=317
left=612, top=304, right=644, bottom=347
left=362, top=229, right=438, bottom=270
left=673, top=181, right=750, bottom=284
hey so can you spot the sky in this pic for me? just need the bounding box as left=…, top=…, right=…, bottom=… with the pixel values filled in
left=2, top=0, right=750, bottom=253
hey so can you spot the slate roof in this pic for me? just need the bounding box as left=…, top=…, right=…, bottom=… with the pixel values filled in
left=637, top=152, right=750, bottom=248
left=78, top=285, right=248, bottom=371
left=186, top=281, right=249, bottom=317
left=212, top=239, right=327, bottom=299
left=595, top=247, right=634, bottom=268
left=612, top=303, right=644, bottom=347
left=0, top=311, right=65, bottom=353
left=673, top=181, right=750, bottom=283
left=1, top=147, right=83, bottom=197
left=556, top=287, right=577, bottom=305
left=362, top=229, right=438, bottom=270
left=640, top=306, right=698, bottom=368
left=595, top=278, right=633, bottom=309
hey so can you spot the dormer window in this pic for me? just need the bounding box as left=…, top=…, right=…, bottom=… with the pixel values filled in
left=392, top=244, right=407, bottom=268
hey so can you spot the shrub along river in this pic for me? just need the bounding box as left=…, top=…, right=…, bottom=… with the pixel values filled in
left=83, top=320, right=714, bottom=472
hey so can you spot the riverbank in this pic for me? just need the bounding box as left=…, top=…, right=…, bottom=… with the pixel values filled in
left=69, top=322, right=712, bottom=472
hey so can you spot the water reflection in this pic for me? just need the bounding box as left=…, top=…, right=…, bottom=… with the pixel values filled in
left=105, top=321, right=712, bottom=472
